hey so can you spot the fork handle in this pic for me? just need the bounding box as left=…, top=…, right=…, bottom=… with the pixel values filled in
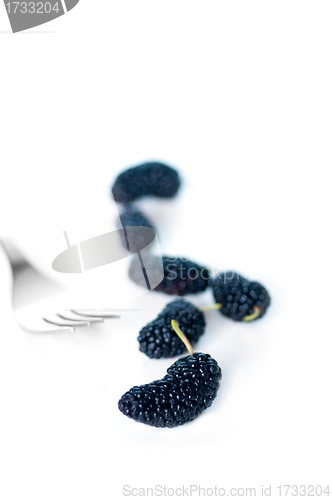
left=0, top=238, right=31, bottom=276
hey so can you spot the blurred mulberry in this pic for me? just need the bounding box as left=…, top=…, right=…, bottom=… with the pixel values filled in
left=112, top=162, right=181, bottom=203
left=129, top=255, right=210, bottom=296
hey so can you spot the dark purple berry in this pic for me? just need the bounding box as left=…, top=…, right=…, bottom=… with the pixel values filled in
left=210, top=271, right=271, bottom=321
left=118, top=352, right=222, bottom=428
left=129, top=255, right=210, bottom=296
left=112, top=162, right=181, bottom=203
left=118, top=205, right=156, bottom=253
left=138, top=299, right=205, bottom=359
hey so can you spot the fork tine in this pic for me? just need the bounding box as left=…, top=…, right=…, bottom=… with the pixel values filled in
left=56, top=314, right=91, bottom=327
left=61, top=311, right=104, bottom=323
left=41, top=319, right=75, bottom=332
left=70, top=309, right=120, bottom=319
left=42, top=316, right=88, bottom=328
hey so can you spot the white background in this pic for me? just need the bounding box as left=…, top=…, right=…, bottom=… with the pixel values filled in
left=0, top=2, right=331, bottom=499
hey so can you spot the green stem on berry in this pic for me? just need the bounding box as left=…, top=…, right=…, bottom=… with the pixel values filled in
left=243, top=305, right=261, bottom=322
left=201, top=303, right=222, bottom=312
left=171, top=319, right=194, bottom=355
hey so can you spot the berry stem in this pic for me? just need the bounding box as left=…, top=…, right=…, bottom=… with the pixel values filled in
left=201, top=303, right=222, bottom=312
left=243, top=305, right=261, bottom=322
left=171, top=320, right=194, bottom=355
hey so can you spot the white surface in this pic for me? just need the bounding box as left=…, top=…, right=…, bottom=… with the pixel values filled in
left=0, top=2, right=332, bottom=499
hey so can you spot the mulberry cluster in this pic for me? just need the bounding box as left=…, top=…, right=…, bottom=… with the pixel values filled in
left=210, top=271, right=271, bottom=321
left=112, top=162, right=181, bottom=203
left=112, top=160, right=271, bottom=429
left=138, top=299, right=205, bottom=358
left=118, top=352, right=222, bottom=428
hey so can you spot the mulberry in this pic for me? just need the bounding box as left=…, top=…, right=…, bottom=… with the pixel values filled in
left=118, top=351, right=221, bottom=428
left=129, top=255, right=210, bottom=296
left=138, top=299, right=205, bottom=358
left=112, top=162, right=181, bottom=203
left=210, top=271, right=271, bottom=321
left=118, top=205, right=156, bottom=252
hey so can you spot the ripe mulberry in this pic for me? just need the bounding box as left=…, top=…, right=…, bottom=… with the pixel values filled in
left=210, top=271, right=271, bottom=321
left=118, top=352, right=221, bottom=428
left=138, top=299, right=205, bottom=359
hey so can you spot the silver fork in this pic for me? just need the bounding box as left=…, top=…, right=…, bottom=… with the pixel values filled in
left=0, top=238, right=121, bottom=333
